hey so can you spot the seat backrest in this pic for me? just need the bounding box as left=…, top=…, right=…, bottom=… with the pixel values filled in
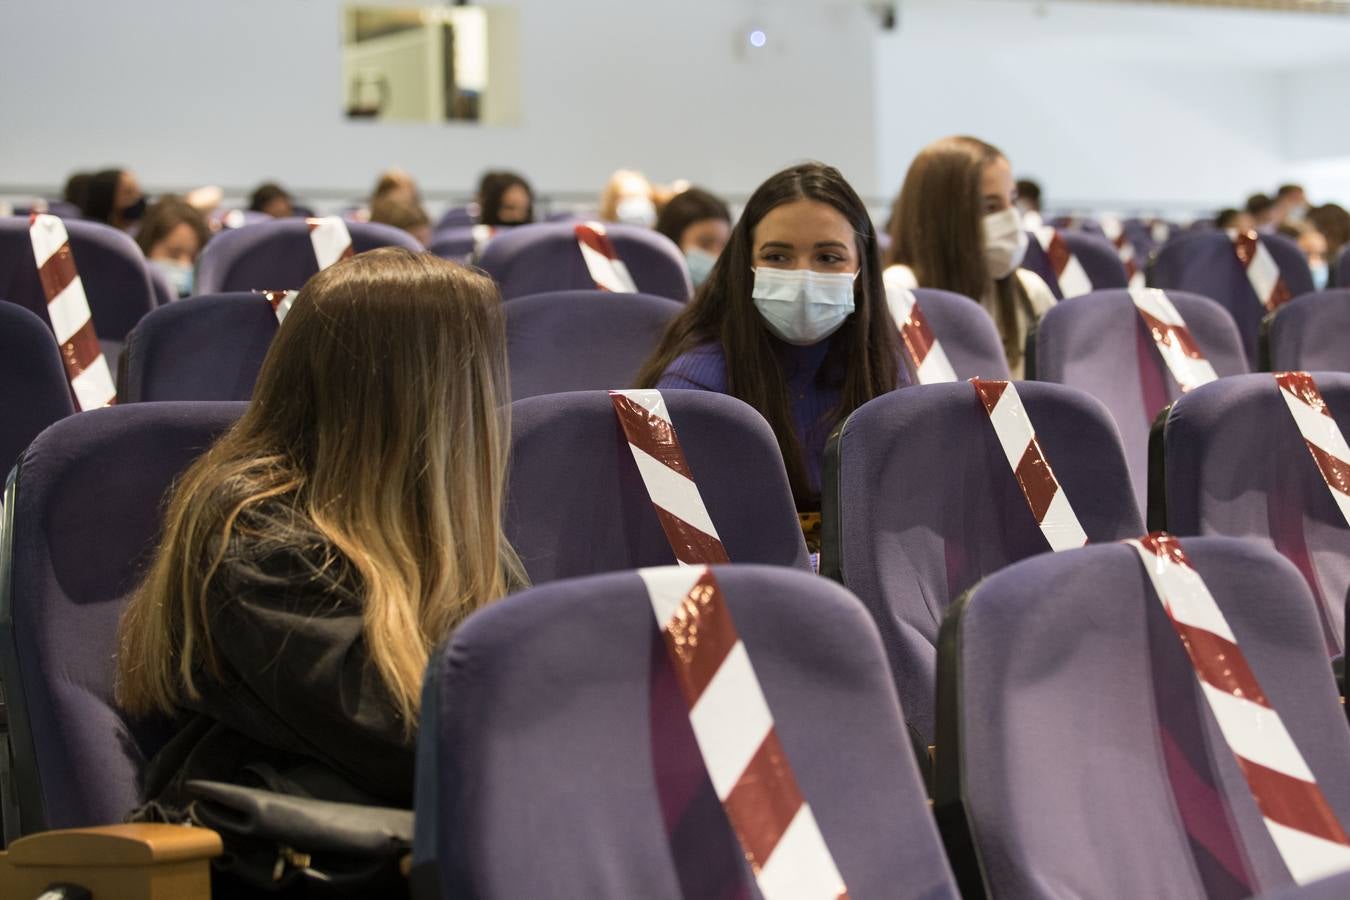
left=1020, top=231, right=1063, bottom=299
left=0, top=303, right=74, bottom=476
left=194, top=219, right=423, bottom=294
left=119, top=293, right=279, bottom=402
left=433, top=205, right=475, bottom=230
left=0, top=402, right=247, bottom=832
left=427, top=226, right=477, bottom=262
left=1336, top=244, right=1350, bottom=290
left=413, top=564, right=958, bottom=899
left=1150, top=230, right=1315, bottom=367
left=505, top=390, right=809, bottom=583
left=1154, top=371, right=1350, bottom=652
left=0, top=216, right=157, bottom=342
left=505, top=290, right=682, bottom=401
left=1061, top=231, right=1130, bottom=291
left=938, top=538, right=1350, bottom=899
left=910, top=288, right=1011, bottom=380
left=478, top=222, right=692, bottom=302
left=1032, top=289, right=1247, bottom=512
left=1259, top=869, right=1350, bottom=899
left=821, top=380, right=1142, bottom=742
left=1263, top=289, right=1350, bottom=373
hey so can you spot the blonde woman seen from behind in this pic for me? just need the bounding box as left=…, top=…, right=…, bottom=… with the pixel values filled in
left=116, top=248, right=525, bottom=821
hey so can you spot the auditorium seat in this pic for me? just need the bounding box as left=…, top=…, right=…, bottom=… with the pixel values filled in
left=427, top=225, right=478, bottom=262
left=504, top=390, right=809, bottom=584
left=1261, top=289, right=1350, bottom=372
left=902, top=288, right=1011, bottom=381
left=194, top=219, right=423, bottom=294
left=1029, top=288, right=1247, bottom=512
left=0, top=303, right=74, bottom=478
left=412, top=564, right=959, bottom=899
left=1150, top=230, right=1314, bottom=367
left=119, top=292, right=278, bottom=402
left=0, top=216, right=160, bottom=369
left=479, top=221, right=691, bottom=302
left=820, top=381, right=1141, bottom=745
left=1024, top=229, right=1130, bottom=300
left=433, top=205, right=475, bottom=231
left=1336, top=245, right=1350, bottom=290
left=936, top=538, right=1350, bottom=900
left=0, top=402, right=246, bottom=834
left=1258, top=870, right=1350, bottom=898
left=1150, top=372, right=1350, bottom=655
left=504, top=290, right=682, bottom=401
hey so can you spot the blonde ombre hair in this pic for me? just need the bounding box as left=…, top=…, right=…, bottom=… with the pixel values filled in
left=115, top=247, right=524, bottom=736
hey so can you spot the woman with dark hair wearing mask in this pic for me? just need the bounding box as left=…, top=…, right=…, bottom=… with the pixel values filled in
left=82, top=168, right=146, bottom=231
left=637, top=162, right=905, bottom=514
left=885, top=135, right=1055, bottom=377
left=477, top=170, right=534, bottom=226
left=655, top=187, right=732, bottom=289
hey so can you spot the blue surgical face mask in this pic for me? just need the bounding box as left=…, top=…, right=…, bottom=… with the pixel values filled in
left=685, top=247, right=717, bottom=288
left=751, top=267, right=857, bottom=345
left=1312, top=260, right=1330, bottom=292
left=151, top=258, right=194, bottom=298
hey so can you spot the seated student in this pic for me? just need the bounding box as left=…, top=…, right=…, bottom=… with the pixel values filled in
left=600, top=169, right=657, bottom=227
left=136, top=196, right=211, bottom=297
left=655, top=187, right=732, bottom=289
left=1015, top=177, right=1043, bottom=231
left=636, top=162, right=905, bottom=516
left=81, top=168, right=146, bottom=231
left=1216, top=207, right=1256, bottom=233
left=477, top=170, right=535, bottom=226
left=249, top=181, right=295, bottom=218
left=371, top=167, right=422, bottom=208
left=884, top=135, right=1055, bottom=378
left=116, top=249, right=525, bottom=821
left=370, top=194, right=432, bottom=246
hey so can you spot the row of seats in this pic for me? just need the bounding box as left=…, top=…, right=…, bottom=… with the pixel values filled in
left=3, top=392, right=1349, bottom=896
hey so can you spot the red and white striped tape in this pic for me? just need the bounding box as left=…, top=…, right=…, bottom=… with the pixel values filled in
left=610, top=389, right=729, bottom=566
left=28, top=213, right=117, bottom=410
left=1035, top=227, right=1093, bottom=299
left=307, top=216, right=355, bottom=271
left=1230, top=229, right=1292, bottom=313
left=257, top=289, right=299, bottom=324
left=1129, top=287, right=1218, bottom=393
left=638, top=565, right=849, bottom=900
left=1275, top=372, right=1350, bottom=529
left=1129, top=532, right=1350, bottom=884
left=1101, top=217, right=1145, bottom=290
left=885, top=285, right=957, bottom=384
left=972, top=379, right=1088, bottom=552
left=577, top=222, right=637, bottom=293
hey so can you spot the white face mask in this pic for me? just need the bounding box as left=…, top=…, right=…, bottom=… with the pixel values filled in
left=615, top=196, right=656, bottom=228
left=151, top=258, right=194, bottom=298
left=685, top=247, right=717, bottom=288
left=751, top=267, right=857, bottom=345
left=982, top=207, right=1028, bottom=280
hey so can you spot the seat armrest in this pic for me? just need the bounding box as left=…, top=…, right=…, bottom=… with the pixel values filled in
left=0, top=824, right=221, bottom=900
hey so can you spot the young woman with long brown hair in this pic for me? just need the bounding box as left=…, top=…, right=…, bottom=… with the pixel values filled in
left=116, top=248, right=525, bottom=814
left=885, top=135, right=1055, bottom=377
left=636, top=162, right=905, bottom=515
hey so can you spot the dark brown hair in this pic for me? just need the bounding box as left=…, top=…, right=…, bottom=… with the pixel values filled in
left=636, top=162, right=900, bottom=505
left=655, top=188, right=731, bottom=248
left=136, top=196, right=211, bottom=258
left=478, top=170, right=534, bottom=226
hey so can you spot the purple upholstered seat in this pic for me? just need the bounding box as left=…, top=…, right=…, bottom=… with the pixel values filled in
left=479, top=222, right=692, bottom=302
left=908, top=288, right=1011, bottom=380
left=505, top=290, right=682, bottom=401
left=427, top=226, right=477, bottom=262
left=1258, top=870, right=1350, bottom=899
left=936, top=538, right=1350, bottom=899
left=1031, top=289, right=1247, bottom=512
left=194, top=219, right=424, bottom=294
left=505, top=390, right=809, bottom=584
left=1151, top=372, right=1350, bottom=654
left=1336, top=245, right=1350, bottom=290
left=0, top=303, right=74, bottom=476
left=820, top=380, right=1142, bottom=743
left=1262, top=290, right=1350, bottom=373
left=1061, top=231, right=1130, bottom=292
left=119, top=293, right=278, bottom=402
left=1021, top=231, right=1062, bottom=300
left=412, top=564, right=959, bottom=899
left=0, top=217, right=158, bottom=349
left=433, top=205, right=475, bottom=231
left=1150, top=231, right=1314, bottom=367
left=0, top=402, right=247, bottom=833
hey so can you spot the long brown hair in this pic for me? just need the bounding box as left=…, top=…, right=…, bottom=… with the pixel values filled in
left=116, top=248, right=524, bottom=735
left=636, top=162, right=900, bottom=505
left=887, top=135, right=1004, bottom=302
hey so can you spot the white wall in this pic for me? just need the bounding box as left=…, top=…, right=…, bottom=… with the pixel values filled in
left=1282, top=64, right=1350, bottom=201
left=874, top=0, right=1350, bottom=211
left=0, top=0, right=880, bottom=200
